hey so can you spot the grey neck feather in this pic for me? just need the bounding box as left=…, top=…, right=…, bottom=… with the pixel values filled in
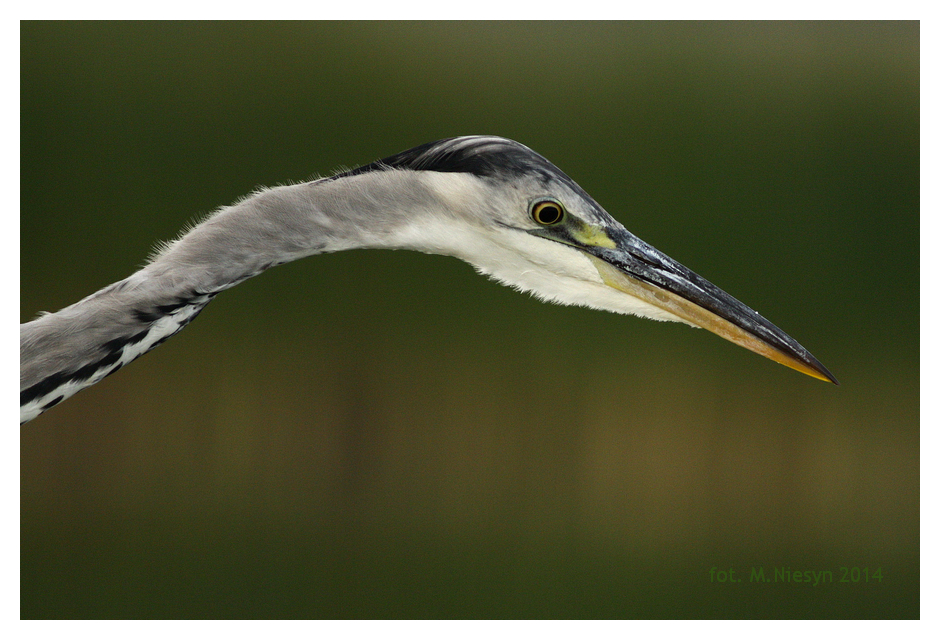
left=20, top=169, right=449, bottom=423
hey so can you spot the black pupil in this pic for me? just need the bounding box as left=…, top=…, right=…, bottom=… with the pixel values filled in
left=537, top=203, right=561, bottom=224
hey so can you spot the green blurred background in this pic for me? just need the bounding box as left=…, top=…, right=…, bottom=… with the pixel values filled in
left=20, top=22, right=918, bottom=618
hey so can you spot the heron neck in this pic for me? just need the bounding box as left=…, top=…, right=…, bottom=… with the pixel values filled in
left=19, top=173, right=429, bottom=423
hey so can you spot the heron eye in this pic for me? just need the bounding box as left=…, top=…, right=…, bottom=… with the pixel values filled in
left=531, top=200, right=565, bottom=226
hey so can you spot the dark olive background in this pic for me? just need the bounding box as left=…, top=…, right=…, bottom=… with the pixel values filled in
left=21, top=22, right=918, bottom=618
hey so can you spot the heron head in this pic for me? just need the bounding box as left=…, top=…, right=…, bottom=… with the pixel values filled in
left=350, top=136, right=836, bottom=384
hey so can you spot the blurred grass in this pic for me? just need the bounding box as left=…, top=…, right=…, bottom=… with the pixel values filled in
left=21, top=21, right=918, bottom=618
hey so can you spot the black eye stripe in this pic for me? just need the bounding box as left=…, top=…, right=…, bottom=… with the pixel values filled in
left=531, top=200, right=565, bottom=226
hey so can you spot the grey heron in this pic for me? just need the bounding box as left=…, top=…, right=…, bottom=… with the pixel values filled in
left=20, top=136, right=837, bottom=424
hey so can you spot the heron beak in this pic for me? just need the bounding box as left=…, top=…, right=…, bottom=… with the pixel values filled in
left=556, top=225, right=837, bottom=384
